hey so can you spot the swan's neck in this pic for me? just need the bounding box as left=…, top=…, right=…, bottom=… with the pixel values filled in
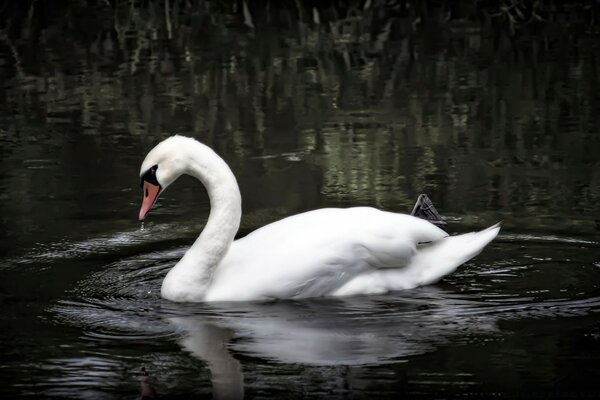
left=162, top=143, right=241, bottom=301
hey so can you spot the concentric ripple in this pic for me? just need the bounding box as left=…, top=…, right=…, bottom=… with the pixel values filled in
left=48, top=230, right=600, bottom=368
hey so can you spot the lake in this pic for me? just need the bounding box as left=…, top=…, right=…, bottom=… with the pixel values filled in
left=1, top=2, right=599, bottom=399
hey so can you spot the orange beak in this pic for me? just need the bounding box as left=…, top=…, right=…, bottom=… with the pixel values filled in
left=139, top=181, right=161, bottom=221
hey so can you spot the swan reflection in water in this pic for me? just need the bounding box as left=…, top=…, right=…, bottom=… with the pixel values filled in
left=162, top=288, right=499, bottom=399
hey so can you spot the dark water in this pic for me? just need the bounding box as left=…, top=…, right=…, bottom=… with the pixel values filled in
left=1, top=2, right=600, bottom=399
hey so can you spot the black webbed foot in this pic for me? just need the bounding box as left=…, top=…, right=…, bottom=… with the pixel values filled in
left=410, top=194, right=447, bottom=230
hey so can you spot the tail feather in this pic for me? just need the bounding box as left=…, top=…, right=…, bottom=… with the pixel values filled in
left=407, top=223, right=501, bottom=286
left=333, top=223, right=501, bottom=297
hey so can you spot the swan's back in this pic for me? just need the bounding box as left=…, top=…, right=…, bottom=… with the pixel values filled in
left=240, top=207, right=446, bottom=248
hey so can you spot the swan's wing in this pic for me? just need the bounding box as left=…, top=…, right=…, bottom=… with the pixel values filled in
left=206, top=208, right=447, bottom=301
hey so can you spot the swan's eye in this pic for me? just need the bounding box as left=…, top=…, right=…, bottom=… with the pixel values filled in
left=140, top=164, right=160, bottom=188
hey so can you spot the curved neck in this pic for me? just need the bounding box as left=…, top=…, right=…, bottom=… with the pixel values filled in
left=162, top=142, right=241, bottom=300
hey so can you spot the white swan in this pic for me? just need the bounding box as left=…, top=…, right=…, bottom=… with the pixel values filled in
left=138, top=135, right=500, bottom=302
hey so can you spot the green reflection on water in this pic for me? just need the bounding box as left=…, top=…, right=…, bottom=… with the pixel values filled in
left=1, top=2, right=598, bottom=249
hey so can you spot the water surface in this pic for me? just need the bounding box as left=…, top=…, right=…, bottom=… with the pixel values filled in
left=1, top=2, right=599, bottom=399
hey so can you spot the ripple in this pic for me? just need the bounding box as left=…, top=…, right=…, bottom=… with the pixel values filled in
left=2, top=222, right=193, bottom=269
left=52, top=270, right=600, bottom=367
left=501, top=233, right=599, bottom=245
left=46, top=226, right=600, bottom=367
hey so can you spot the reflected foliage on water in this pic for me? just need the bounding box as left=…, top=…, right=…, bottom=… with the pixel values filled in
left=1, top=1, right=599, bottom=252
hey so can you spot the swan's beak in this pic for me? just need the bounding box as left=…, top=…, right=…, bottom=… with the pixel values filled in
left=139, top=181, right=161, bottom=221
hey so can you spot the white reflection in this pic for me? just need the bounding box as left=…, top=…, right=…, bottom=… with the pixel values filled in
left=166, top=288, right=499, bottom=398
left=170, top=317, right=243, bottom=400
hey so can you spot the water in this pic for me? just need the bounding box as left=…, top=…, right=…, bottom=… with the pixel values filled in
left=1, top=2, right=600, bottom=398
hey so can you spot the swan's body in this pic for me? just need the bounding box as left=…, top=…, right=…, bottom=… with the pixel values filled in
left=139, top=136, right=500, bottom=302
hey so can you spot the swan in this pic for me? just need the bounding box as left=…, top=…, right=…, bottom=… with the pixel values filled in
left=138, top=135, right=500, bottom=302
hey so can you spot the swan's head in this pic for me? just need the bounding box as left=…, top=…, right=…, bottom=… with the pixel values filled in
left=138, top=136, right=190, bottom=221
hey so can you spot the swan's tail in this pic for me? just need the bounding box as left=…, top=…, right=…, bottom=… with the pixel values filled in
left=406, top=223, right=501, bottom=286
left=333, top=223, right=501, bottom=297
